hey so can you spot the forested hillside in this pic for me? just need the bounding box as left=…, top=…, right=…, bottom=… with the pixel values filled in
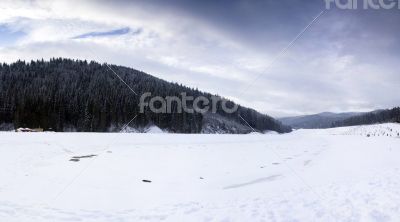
left=332, top=107, right=400, bottom=128
left=279, top=112, right=362, bottom=129
left=0, top=58, right=291, bottom=133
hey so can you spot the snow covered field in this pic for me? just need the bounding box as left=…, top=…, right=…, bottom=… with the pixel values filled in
left=1, top=124, right=400, bottom=222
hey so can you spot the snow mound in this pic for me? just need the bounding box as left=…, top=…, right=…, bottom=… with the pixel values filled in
left=248, top=132, right=262, bottom=135
left=144, top=126, right=165, bottom=134
left=263, top=130, right=279, bottom=135
left=110, top=125, right=166, bottom=133
left=117, top=126, right=141, bottom=133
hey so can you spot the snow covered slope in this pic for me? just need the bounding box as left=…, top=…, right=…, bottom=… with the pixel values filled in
left=1, top=123, right=400, bottom=221
left=324, top=123, right=400, bottom=138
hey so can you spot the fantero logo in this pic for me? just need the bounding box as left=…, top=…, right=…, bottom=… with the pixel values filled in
left=139, top=92, right=238, bottom=114
left=325, top=0, right=400, bottom=10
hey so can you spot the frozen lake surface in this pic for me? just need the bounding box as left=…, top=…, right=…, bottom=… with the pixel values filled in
left=1, top=123, right=400, bottom=221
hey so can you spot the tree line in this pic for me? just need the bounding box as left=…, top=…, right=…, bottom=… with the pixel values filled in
left=0, top=58, right=291, bottom=133
left=332, top=107, right=400, bottom=127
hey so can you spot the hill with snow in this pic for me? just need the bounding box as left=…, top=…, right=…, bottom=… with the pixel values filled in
left=0, top=59, right=290, bottom=134
left=279, top=112, right=362, bottom=129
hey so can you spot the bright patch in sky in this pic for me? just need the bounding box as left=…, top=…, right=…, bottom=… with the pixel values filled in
left=0, top=25, right=25, bottom=46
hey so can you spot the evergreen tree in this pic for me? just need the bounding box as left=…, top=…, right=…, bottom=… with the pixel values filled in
left=0, top=58, right=291, bottom=133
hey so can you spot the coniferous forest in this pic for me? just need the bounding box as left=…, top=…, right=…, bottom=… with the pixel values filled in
left=332, top=107, right=400, bottom=128
left=0, top=58, right=291, bottom=133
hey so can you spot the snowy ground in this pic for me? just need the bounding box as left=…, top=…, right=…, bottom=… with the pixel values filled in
left=1, top=123, right=400, bottom=222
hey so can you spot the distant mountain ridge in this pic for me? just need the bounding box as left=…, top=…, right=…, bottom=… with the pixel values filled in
left=280, top=108, right=400, bottom=129
left=279, top=112, right=364, bottom=129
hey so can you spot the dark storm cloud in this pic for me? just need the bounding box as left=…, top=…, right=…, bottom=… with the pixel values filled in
left=111, top=0, right=400, bottom=57
left=111, top=0, right=326, bottom=51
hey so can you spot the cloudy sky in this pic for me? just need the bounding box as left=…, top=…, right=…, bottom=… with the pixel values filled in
left=0, top=0, right=399, bottom=117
